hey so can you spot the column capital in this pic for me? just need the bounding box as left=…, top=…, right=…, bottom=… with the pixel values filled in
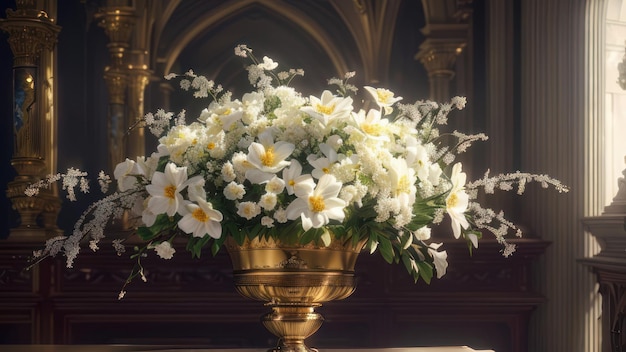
left=415, top=38, right=466, bottom=78
left=0, top=4, right=60, bottom=67
left=95, top=6, right=136, bottom=68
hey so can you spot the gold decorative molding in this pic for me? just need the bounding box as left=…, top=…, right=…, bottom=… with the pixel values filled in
left=126, top=66, right=151, bottom=159
left=415, top=39, right=466, bottom=101
left=0, top=0, right=61, bottom=237
left=96, top=5, right=139, bottom=171
left=0, top=1, right=59, bottom=68
left=95, top=7, right=136, bottom=68
left=103, top=67, right=127, bottom=105
left=416, top=40, right=465, bottom=77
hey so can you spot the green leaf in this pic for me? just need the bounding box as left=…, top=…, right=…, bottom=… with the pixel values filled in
left=378, top=235, right=394, bottom=264
left=299, top=228, right=318, bottom=245
left=416, top=261, right=433, bottom=284
left=365, top=233, right=379, bottom=254
left=136, top=226, right=157, bottom=241
left=156, top=155, right=170, bottom=172
left=320, top=230, right=331, bottom=247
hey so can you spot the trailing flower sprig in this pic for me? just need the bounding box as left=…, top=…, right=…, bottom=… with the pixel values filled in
left=26, top=45, right=569, bottom=296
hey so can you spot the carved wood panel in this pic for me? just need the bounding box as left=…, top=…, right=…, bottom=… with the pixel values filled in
left=0, top=238, right=547, bottom=351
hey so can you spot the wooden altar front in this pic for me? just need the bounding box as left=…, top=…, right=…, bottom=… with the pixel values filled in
left=0, top=236, right=547, bottom=352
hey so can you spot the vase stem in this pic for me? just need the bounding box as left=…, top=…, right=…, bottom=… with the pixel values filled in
left=262, top=304, right=323, bottom=352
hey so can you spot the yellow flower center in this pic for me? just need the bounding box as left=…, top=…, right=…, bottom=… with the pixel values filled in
left=164, top=185, right=177, bottom=199
left=322, top=167, right=330, bottom=174
left=192, top=208, right=208, bottom=223
left=447, top=192, right=459, bottom=208
left=362, top=123, right=383, bottom=136
left=260, top=146, right=275, bottom=166
left=222, top=108, right=232, bottom=115
left=207, top=142, right=216, bottom=150
left=309, top=195, right=326, bottom=212
left=377, top=90, right=392, bottom=104
left=397, top=175, right=410, bottom=194
left=288, top=179, right=296, bottom=187
left=316, top=103, right=335, bottom=115
left=191, top=138, right=198, bottom=145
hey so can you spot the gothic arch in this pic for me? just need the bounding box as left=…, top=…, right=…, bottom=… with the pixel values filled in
left=154, top=0, right=350, bottom=79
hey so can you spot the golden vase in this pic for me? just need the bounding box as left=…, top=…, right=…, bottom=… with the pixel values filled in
left=225, top=236, right=364, bottom=352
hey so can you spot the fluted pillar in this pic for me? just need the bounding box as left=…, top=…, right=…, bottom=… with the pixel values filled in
left=0, top=0, right=62, bottom=238
left=521, top=0, right=601, bottom=351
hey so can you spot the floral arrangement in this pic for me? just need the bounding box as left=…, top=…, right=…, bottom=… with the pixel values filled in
left=26, top=45, right=568, bottom=298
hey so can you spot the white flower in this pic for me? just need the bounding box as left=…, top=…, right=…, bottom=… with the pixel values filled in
left=387, top=157, right=417, bottom=210
left=145, top=163, right=189, bottom=217
left=428, top=243, right=449, bottom=278
left=258, top=56, right=278, bottom=70
left=446, top=163, right=470, bottom=239
left=178, top=198, right=223, bottom=238
left=285, top=174, right=346, bottom=231
left=405, top=140, right=431, bottom=182
left=414, top=226, right=431, bottom=241
left=282, top=159, right=308, bottom=195
left=308, top=143, right=338, bottom=179
left=261, top=216, right=275, bottom=228
left=259, top=192, right=278, bottom=210
left=221, top=161, right=236, bottom=182
left=237, top=201, right=261, bottom=220
left=364, top=86, right=402, bottom=114
left=274, top=207, right=288, bottom=223
left=451, top=96, right=467, bottom=110
left=154, top=241, right=176, bottom=260
left=140, top=197, right=157, bottom=227
left=113, top=158, right=144, bottom=192
left=428, top=163, right=443, bottom=186
left=352, top=109, right=390, bottom=141
left=265, top=175, right=286, bottom=194
left=224, top=182, right=246, bottom=200
left=246, top=131, right=295, bottom=183
left=301, top=90, right=353, bottom=126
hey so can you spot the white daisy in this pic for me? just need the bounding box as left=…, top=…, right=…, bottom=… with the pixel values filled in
left=177, top=198, right=223, bottom=238
left=285, top=174, right=346, bottom=231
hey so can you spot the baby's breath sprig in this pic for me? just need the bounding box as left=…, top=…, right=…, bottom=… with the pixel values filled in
left=235, top=43, right=303, bottom=88
left=466, top=170, right=570, bottom=195
left=25, top=167, right=91, bottom=201
left=328, top=71, right=358, bottom=97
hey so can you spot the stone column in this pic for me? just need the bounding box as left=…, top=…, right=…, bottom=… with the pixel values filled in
left=521, top=1, right=602, bottom=351
left=0, top=0, right=61, bottom=238
left=415, top=37, right=466, bottom=102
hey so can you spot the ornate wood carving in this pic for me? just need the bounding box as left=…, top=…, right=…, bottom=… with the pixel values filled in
left=0, top=238, right=546, bottom=351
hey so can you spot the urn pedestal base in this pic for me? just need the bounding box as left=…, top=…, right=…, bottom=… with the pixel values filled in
left=226, top=237, right=364, bottom=352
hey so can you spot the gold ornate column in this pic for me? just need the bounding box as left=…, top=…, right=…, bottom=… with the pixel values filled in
left=415, top=30, right=466, bottom=102
left=0, top=0, right=61, bottom=238
left=126, top=50, right=151, bottom=159
left=95, top=5, right=137, bottom=172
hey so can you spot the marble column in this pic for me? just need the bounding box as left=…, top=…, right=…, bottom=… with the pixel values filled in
left=520, top=0, right=602, bottom=351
